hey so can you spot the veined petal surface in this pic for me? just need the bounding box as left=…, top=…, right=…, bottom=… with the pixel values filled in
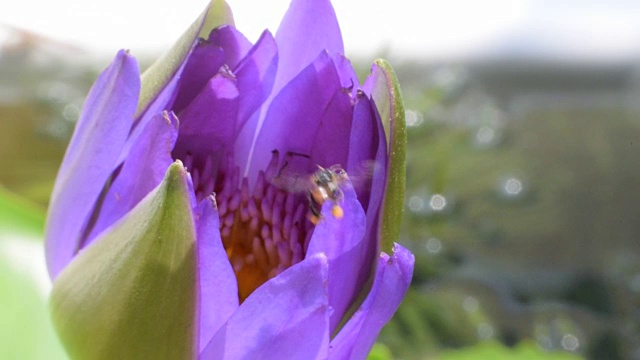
left=85, top=111, right=178, bottom=245
left=329, top=244, right=414, bottom=359
left=45, top=50, right=140, bottom=279
left=201, top=254, right=330, bottom=360
left=274, top=0, right=344, bottom=95
left=195, top=196, right=239, bottom=353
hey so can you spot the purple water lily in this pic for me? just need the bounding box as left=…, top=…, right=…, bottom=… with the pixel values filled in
left=46, top=0, right=414, bottom=358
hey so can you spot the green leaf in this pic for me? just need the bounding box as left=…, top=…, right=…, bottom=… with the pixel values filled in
left=0, top=186, right=45, bottom=237
left=136, top=0, right=234, bottom=117
left=368, top=59, right=407, bottom=253
left=50, top=162, right=197, bottom=360
left=0, top=189, right=66, bottom=359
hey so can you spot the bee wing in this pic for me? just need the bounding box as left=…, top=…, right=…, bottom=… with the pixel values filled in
left=344, top=160, right=378, bottom=188
left=269, top=170, right=310, bottom=194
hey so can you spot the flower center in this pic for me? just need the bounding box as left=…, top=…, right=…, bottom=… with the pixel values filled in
left=217, top=169, right=312, bottom=301
left=184, top=152, right=312, bottom=302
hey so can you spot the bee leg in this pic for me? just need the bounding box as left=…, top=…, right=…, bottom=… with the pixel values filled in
left=308, top=205, right=322, bottom=225
left=308, top=213, right=320, bottom=225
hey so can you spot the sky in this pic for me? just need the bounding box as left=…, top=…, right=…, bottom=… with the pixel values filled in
left=1, top=0, right=640, bottom=62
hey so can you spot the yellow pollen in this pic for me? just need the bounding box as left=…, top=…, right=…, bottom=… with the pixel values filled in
left=331, top=205, right=344, bottom=219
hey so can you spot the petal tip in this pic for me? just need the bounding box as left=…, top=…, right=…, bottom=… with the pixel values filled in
left=165, top=161, right=192, bottom=195
left=206, top=194, right=218, bottom=209
left=390, top=242, right=415, bottom=282
left=169, top=160, right=185, bottom=173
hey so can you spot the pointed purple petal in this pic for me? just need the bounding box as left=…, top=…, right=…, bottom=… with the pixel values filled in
left=346, top=95, right=388, bottom=282
left=172, top=72, right=239, bottom=178
left=362, top=96, right=388, bottom=269
left=346, top=94, right=376, bottom=207
left=309, top=89, right=353, bottom=169
left=171, top=39, right=225, bottom=113
left=195, top=196, right=239, bottom=353
left=233, top=110, right=260, bottom=180
left=247, top=51, right=341, bottom=178
left=185, top=171, right=198, bottom=209
left=134, top=65, right=183, bottom=131
left=274, top=0, right=344, bottom=97
left=45, top=50, right=140, bottom=279
left=200, top=254, right=330, bottom=360
left=347, top=94, right=387, bottom=213
left=133, top=0, right=235, bottom=125
left=332, top=54, right=360, bottom=97
left=361, top=63, right=380, bottom=97
left=234, top=30, right=278, bottom=135
left=208, top=25, right=253, bottom=70
left=231, top=31, right=278, bottom=177
left=306, top=181, right=367, bottom=332
left=83, top=112, right=178, bottom=245
left=329, top=244, right=414, bottom=358
left=177, top=71, right=238, bottom=138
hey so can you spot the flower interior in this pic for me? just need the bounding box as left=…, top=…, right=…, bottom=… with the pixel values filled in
left=179, top=148, right=314, bottom=302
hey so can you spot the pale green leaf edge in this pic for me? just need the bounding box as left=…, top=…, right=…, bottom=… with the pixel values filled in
left=371, top=59, right=407, bottom=254
left=135, top=0, right=234, bottom=117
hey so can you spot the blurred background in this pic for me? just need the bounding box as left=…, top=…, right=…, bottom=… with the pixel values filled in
left=2, top=0, right=640, bottom=358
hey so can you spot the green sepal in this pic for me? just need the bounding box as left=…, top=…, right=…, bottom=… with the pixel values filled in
left=334, top=60, right=407, bottom=335
left=50, top=161, right=197, bottom=360
left=369, top=59, right=407, bottom=253
left=136, top=0, right=234, bottom=117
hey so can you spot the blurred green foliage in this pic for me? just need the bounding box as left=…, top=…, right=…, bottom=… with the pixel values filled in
left=369, top=62, right=640, bottom=358
left=436, top=341, right=582, bottom=360
left=0, top=186, right=45, bottom=236
left=0, top=103, right=68, bottom=207
left=0, top=189, right=67, bottom=359
left=367, top=343, right=394, bottom=360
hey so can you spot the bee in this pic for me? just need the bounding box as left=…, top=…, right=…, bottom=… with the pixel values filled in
left=269, top=152, right=349, bottom=224
left=306, top=165, right=348, bottom=224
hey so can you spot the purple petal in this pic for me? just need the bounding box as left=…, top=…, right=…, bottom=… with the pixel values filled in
left=274, top=0, right=344, bottom=97
left=309, top=89, right=353, bottom=169
left=345, top=95, right=387, bottom=281
left=171, top=39, right=225, bottom=113
left=185, top=171, right=198, bottom=209
left=347, top=94, right=387, bottom=214
left=133, top=62, right=184, bottom=131
left=332, top=54, right=360, bottom=97
left=195, top=196, right=239, bottom=353
left=176, top=71, right=238, bottom=140
left=306, top=181, right=367, bottom=333
left=361, top=62, right=382, bottom=97
left=83, top=112, right=179, bottom=246
left=247, top=51, right=341, bottom=179
left=329, top=244, right=414, bottom=358
left=234, top=30, right=278, bottom=136
left=172, top=71, right=239, bottom=189
left=45, top=50, right=140, bottom=279
left=361, top=96, right=388, bottom=269
left=208, top=25, right=253, bottom=70
left=200, top=254, right=330, bottom=360
left=233, top=110, right=261, bottom=180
